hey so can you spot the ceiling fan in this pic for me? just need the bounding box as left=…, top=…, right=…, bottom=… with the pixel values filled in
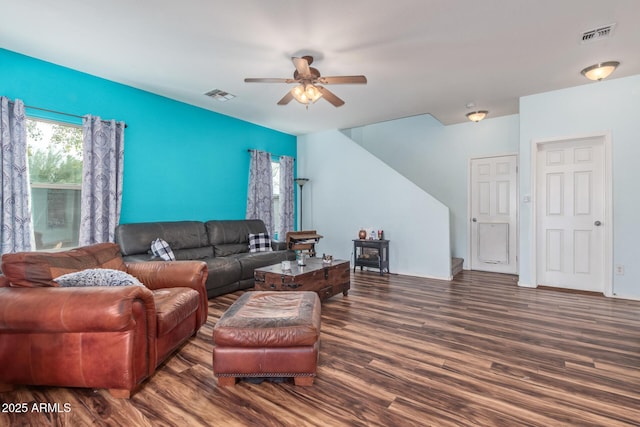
left=244, top=56, right=367, bottom=107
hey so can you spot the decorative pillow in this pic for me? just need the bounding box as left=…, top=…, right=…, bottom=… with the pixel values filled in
left=54, top=268, right=144, bottom=288
left=248, top=232, right=272, bottom=253
left=151, top=238, right=176, bottom=261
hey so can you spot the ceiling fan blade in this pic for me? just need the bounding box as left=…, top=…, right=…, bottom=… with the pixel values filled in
left=318, top=75, right=367, bottom=85
left=292, top=57, right=311, bottom=77
left=316, top=86, right=345, bottom=107
left=277, top=91, right=294, bottom=105
left=245, top=78, right=295, bottom=83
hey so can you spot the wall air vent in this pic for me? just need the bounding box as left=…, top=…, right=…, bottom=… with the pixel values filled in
left=204, top=89, right=236, bottom=102
left=581, top=23, right=616, bottom=43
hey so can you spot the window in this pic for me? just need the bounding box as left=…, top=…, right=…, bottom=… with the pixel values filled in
left=272, top=161, right=280, bottom=240
left=27, top=119, right=83, bottom=250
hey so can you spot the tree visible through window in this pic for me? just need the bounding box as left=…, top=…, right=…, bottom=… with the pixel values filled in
left=27, top=119, right=83, bottom=249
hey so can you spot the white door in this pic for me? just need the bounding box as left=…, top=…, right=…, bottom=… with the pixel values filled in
left=470, top=155, right=518, bottom=274
left=536, top=137, right=605, bottom=292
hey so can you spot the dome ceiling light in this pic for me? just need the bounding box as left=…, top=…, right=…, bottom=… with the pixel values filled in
left=581, top=61, right=620, bottom=81
left=466, top=110, right=488, bottom=122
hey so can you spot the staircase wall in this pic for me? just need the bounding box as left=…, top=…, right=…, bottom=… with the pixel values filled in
left=297, top=130, right=451, bottom=280
left=344, top=114, right=520, bottom=267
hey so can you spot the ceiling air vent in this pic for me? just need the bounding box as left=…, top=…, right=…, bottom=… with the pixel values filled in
left=204, top=89, right=236, bottom=102
left=581, top=23, right=616, bottom=43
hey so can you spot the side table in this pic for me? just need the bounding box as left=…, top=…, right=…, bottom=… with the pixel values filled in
left=353, top=239, right=389, bottom=276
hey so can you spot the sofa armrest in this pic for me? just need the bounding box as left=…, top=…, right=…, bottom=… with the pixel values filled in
left=0, top=285, right=157, bottom=394
left=126, top=261, right=209, bottom=327
left=0, top=286, right=156, bottom=333
left=272, top=241, right=289, bottom=251
left=123, top=254, right=156, bottom=263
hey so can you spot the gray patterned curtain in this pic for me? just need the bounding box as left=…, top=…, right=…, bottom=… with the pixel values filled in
left=0, top=97, right=32, bottom=254
left=278, top=155, right=294, bottom=240
left=246, top=150, right=274, bottom=236
left=79, top=115, right=125, bottom=245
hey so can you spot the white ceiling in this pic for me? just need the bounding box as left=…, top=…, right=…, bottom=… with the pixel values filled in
left=2, top=1, right=640, bottom=135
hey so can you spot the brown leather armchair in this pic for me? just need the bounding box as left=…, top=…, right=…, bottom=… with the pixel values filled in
left=0, top=243, right=208, bottom=398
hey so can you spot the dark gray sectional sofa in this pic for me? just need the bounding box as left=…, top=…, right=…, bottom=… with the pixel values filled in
left=115, top=219, right=295, bottom=298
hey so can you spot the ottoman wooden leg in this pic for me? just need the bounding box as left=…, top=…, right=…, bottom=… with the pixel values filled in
left=294, top=377, right=314, bottom=387
left=217, top=376, right=237, bottom=387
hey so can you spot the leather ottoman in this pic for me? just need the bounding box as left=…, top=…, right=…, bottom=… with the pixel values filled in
left=213, top=291, right=321, bottom=386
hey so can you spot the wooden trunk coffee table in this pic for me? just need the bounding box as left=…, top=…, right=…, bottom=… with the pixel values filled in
left=254, top=258, right=350, bottom=301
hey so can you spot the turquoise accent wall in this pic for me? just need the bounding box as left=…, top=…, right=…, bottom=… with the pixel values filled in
left=0, top=48, right=296, bottom=223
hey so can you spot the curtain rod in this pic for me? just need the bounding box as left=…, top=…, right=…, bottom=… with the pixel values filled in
left=25, top=104, right=85, bottom=120
left=247, top=149, right=295, bottom=161
left=10, top=101, right=128, bottom=128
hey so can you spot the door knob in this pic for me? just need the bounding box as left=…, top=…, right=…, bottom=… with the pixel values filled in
left=472, top=218, right=477, bottom=222
left=594, top=220, right=602, bottom=226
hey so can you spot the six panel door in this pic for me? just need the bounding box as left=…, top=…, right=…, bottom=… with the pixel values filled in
left=536, top=137, right=605, bottom=292
left=470, top=155, right=518, bottom=274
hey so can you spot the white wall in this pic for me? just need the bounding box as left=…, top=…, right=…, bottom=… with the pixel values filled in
left=297, top=130, right=451, bottom=280
left=345, top=113, right=520, bottom=266
left=519, top=74, right=640, bottom=298
left=300, top=74, right=640, bottom=299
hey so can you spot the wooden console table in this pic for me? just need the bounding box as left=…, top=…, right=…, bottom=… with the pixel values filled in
left=353, top=239, right=390, bottom=276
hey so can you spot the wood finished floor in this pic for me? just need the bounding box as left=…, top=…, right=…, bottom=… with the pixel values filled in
left=2, top=270, right=640, bottom=426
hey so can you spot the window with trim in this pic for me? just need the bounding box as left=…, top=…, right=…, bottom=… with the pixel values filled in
left=26, top=119, right=83, bottom=250
left=272, top=161, right=280, bottom=240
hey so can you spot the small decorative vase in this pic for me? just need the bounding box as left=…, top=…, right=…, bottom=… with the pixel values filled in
left=358, top=229, right=367, bottom=240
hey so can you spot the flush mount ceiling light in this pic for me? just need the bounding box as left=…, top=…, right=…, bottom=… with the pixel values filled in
left=580, top=61, right=620, bottom=81
left=466, top=110, right=488, bottom=122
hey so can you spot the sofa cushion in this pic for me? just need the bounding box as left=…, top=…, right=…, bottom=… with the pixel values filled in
left=151, top=238, right=176, bottom=261
left=234, top=251, right=294, bottom=280
left=1, top=243, right=126, bottom=288
left=206, top=220, right=268, bottom=257
left=173, top=246, right=214, bottom=261
left=153, top=287, right=200, bottom=337
left=248, top=232, right=272, bottom=253
left=116, top=221, right=209, bottom=256
left=213, top=244, right=248, bottom=257
left=54, top=268, right=144, bottom=287
left=204, top=257, right=242, bottom=289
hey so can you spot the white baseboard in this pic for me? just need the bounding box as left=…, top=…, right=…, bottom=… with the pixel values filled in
left=609, top=293, right=640, bottom=301
left=517, top=281, right=537, bottom=288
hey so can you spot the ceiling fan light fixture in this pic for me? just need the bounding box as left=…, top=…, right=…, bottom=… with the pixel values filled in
left=291, top=83, right=322, bottom=104
left=292, top=84, right=305, bottom=99
left=245, top=56, right=363, bottom=107
left=466, top=110, right=488, bottom=122
left=581, top=61, right=620, bottom=81
left=305, top=84, right=320, bottom=100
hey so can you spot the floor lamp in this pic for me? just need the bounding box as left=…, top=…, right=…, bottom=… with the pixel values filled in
left=295, top=178, right=309, bottom=230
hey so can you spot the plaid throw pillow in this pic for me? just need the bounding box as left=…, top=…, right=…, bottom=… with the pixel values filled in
left=248, top=232, right=272, bottom=253
left=151, top=238, right=176, bottom=261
